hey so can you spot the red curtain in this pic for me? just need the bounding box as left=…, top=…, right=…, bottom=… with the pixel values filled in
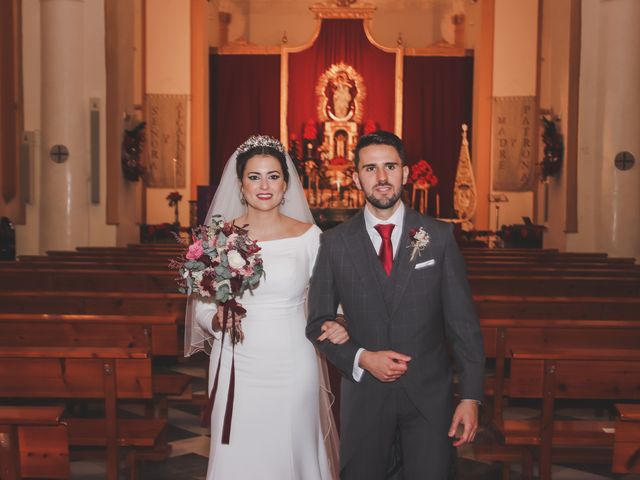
left=402, top=56, right=473, bottom=218
left=288, top=19, right=395, bottom=141
left=210, top=54, right=280, bottom=184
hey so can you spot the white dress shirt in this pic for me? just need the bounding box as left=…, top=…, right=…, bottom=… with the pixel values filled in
left=352, top=203, right=405, bottom=381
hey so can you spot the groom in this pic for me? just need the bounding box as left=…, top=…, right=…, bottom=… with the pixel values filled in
left=306, top=131, right=485, bottom=479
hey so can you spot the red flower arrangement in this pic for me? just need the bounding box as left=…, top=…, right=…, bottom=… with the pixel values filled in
left=303, top=118, right=318, bottom=140
left=409, top=160, right=439, bottom=188
left=166, top=191, right=182, bottom=207
left=330, top=156, right=348, bottom=166
left=363, top=119, right=378, bottom=135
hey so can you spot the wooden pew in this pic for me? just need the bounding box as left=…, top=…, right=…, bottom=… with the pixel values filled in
left=0, top=313, right=181, bottom=356
left=11, top=258, right=640, bottom=280
left=3, top=292, right=640, bottom=323
left=475, top=295, right=640, bottom=320
left=464, top=255, right=636, bottom=265
left=506, top=347, right=640, bottom=480
left=0, top=268, right=176, bottom=292
left=480, top=319, right=640, bottom=417
left=3, top=268, right=640, bottom=296
left=0, top=405, right=68, bottom=479
left=467, top=265, right=640, bottom=278
left=469, top=275, right=640, bottom=296
left=475, top=319, right=640, bottom=479
left=613, top=404, right=640, bottom=474
left=0, top=313, right=191, bottom=415
left=0, top=291, right=186, bottom=319
left=0, top=346, right=167, bottom=480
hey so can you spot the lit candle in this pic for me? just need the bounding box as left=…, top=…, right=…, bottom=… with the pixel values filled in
left=173, top=157, right=178, bottom=190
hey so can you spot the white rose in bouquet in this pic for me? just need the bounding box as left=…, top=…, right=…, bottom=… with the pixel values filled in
left=227, top=249, right=247, bottom=270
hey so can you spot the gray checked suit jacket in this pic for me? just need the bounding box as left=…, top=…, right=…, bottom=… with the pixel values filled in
left=306, top=205, right=485, bottom=468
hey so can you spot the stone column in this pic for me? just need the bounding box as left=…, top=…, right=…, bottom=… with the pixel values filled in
left=597, top=0, right=640, bottom=259
left=39, top=0, right=89, bottom=252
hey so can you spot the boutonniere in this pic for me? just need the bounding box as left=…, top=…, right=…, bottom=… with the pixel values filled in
left=407, top=227, right=430, bottom=261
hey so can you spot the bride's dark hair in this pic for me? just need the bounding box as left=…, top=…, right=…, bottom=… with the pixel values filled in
left=236, top=146, right=290, bottom=184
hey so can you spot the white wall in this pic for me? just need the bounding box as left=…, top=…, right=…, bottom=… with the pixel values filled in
left=490, top=0, right=538, bottom=230
left=536, top=0, right=572, bottom=250
left=16, top=0, right=115, bottom=254
left=566, top=0, right=599, bottom=253
left=85, top=0, right=117, bottom=247
left=145, top=0, right=192, bottom=226
left=567, top=0, right=640, bottom=259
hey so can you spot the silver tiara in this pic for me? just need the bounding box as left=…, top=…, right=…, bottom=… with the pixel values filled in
left=237, top=135, right=285, bottom=155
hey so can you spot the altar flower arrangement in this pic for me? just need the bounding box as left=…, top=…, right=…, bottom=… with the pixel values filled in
left=170, top=215, right=264, bottom=344
left=166, top=191, right=183, bottom=225
left=330, top=156, right=348, bottom=166
left=303, top=118, right=318, bottom=140
left=409, top=160, right=439, bottom=188
left=363, top=119, right=378, bottom=135
left=166, top=191, right=182, bottom=206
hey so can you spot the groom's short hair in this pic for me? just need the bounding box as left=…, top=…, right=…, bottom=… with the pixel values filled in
left=354, top=130, right=406, bottom=168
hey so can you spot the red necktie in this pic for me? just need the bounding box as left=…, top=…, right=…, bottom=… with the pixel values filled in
left=374, top=224, right=395, bottom=276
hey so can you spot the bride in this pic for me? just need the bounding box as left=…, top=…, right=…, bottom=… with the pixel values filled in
left=185, top=135, right=347, bottom=480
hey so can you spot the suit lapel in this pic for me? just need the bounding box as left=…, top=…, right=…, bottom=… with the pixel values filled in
left=341, top=210, right=392, bottom=320
left=389, top=207, right=424, bottom=317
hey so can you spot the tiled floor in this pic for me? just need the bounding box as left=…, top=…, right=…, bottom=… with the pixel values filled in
left=69, top=359, right=640, bottom=480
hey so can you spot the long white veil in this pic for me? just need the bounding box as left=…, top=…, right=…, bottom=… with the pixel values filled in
left=183, top=136, right=340, bottom=479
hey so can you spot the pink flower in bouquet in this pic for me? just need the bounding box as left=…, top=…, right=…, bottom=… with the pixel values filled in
left=186, top=239, right=204, bottom=260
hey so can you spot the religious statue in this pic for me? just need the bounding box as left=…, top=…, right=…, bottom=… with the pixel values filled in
left=330, top=72, right=354, bottom=120
left=317, top=63, right=365, bottom=124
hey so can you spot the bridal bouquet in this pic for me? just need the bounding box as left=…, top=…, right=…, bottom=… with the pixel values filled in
left=170, top=215, right=264, bottom=344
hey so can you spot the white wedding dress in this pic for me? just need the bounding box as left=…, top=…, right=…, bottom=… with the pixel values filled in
left=194, top=225, right=333, bottom=480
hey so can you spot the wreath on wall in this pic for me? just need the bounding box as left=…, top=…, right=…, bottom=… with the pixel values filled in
left=121, top=121, right=146, bottom=182
left=540, top=115, right=563, bottom=181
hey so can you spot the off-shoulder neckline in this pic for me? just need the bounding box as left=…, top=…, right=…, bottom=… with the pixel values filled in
left=257, top=224, right=318, bottom=244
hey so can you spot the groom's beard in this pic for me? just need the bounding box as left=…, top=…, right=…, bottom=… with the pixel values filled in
left=364, top=181, right=403, bottom=209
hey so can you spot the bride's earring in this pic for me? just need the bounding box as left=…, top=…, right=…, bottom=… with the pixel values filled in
left=280, top=197, right=286, bottom=206
left=240, top=192, right=247, bottom=205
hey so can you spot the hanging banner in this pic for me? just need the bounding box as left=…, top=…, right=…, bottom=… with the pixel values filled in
left=491, top=96, right=536, bottom=191
left=145, top=93, right=188, bottom=188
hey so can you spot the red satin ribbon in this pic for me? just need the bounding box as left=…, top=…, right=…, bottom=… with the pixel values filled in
left=202, top=304, right=236, bottom=444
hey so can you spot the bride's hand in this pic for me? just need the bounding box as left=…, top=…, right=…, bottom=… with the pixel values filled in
left=318, top=320, right=350, bottom=344
left=212, top=308, right=241, bottom=332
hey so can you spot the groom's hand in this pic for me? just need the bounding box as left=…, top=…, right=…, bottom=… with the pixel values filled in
left=448, top=400, right=479, bottom=446
left=359, top=350, right=411, bottom=382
